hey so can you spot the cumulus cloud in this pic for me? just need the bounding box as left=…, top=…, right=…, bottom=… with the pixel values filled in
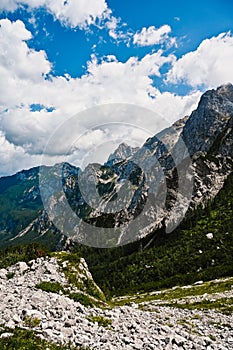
left=0, top=1, right=174, bottom=47
left=0, top=0, right=110, bottom=29
left=152, top=90, right=202, bottom=121
left=133, top=25, right=174, bottom=47
left=85, top=51, right=176, bottom=95
left=0, top=19, right=51, bottom=83
left=0, top=132, right=39, bottom=175
left=0, top=0, right=127, bottom=44
left=167, top=32, right=233, bottom=88
left=0, top=19, right=201, bottom=176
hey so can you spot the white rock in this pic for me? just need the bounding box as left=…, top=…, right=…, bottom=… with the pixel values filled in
left=0, top=269, right=7, bottom=279
left=15, top=261, right=29, bottom=274
left=0, top=332, right=14, bottom=338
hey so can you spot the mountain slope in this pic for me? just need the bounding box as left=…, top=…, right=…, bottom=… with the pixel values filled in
left=59, top=83, right=233, bottom=245
left=82, top=170, right=233, bottom=296
left=0, top=84, right=232, bottom=253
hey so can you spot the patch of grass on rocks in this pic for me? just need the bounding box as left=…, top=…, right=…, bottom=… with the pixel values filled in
left=54, top=252, right=106, bottom=303
left=23, top=316, right=41, bottom=328
left=88, top=315, right=112, bottom=328
left=162, top=297, right=233, bottom=314
left=0, top=327, right=87, bottom=350
left=113, top=278, right=233, bottom=306
left=35, top=281, right=97, bottom=307
left=35, top=281, right=65, bottom=294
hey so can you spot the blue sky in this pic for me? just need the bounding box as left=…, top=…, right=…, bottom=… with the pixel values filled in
left=0, top=0, right=233, bottom=175
left=2, top=0, right=233, bottom=83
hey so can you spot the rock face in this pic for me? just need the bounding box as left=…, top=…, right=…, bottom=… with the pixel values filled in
left=106, top=142, right=139, bottom=166
left=0, top=256, right=232, bottom=349
left=182, top=84, right=233, bottom=156
left=0, top=84, right=232, bottom=248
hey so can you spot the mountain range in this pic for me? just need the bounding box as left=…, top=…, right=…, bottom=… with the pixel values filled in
left=0, top=83, right=232, bottom=295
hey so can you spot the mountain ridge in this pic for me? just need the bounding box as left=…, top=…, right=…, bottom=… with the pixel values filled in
left=0, top=83, right=232, bottom=250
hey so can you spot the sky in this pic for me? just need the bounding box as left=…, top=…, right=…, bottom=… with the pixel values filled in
left=0, top=0, right=233, bottom=176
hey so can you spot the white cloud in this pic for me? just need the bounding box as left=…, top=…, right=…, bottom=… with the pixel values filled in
left=0, top=0, right=18, bottom=11
left=133, top=25, right=173, bottom=47
left=152, top=90, right=201, bottom=122
left=106, top=16, right=120, bottom=39
left=0, top=1, right=174, bottom=47
left=0, top=0, right=124, bottom=44
left=85, top=51, right=176, bottom=94
left=0, top=19, right=51, bottom=84
left=0, top=131, right=38, bottom=175
left=0, top=0, right=111, bottom=29
left=0, top=19, right=201, bottom=176
left=167, top=32, right=233, bottom=88
left=0, top=131, right=66, bottom=176
left=106, top=16, right=132, bottom=43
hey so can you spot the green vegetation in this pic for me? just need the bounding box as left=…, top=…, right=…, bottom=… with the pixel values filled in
left=88, top=315, right=112, bottom=328
left=209, top=334, right=216, bottom=341
left=35, top=252, right=106, bottom=307
left=0, top=327, right=85, bottom=350
left=35, top=280, right=98, bottom=307
left=83, top=278, right=105, bottom=301
left=0, top=247, right=106, bottom=308
left=73, top=172, right=233, bottom=297
left=0, top=168, right=232, bottom=311
left=162, top=297, right=233, bottom=315
left=36, top=281, right=102, bottom=307
left=55, top=252, right=106, bottom=303
left=0, top=243, right=49, bottom=269
left=0, top=169, right=42, bottom=249
left=23, top=316, right=41, bottom=328
left=68, top=292, right=94, bottom=307
left=113, top=278, right=233, bottom=306
left=35, top=281, right=65, bottom=294
left=6, top=272, right=15, bottom=279
left=0, top=168, right=64, bottom=251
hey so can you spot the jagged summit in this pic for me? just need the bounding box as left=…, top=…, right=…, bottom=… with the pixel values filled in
left=0, top=83, right=232, bottom=248
left=182, top=83, right=233, bottom=156
left=216, top=82, right=233, bottom=102
left=106, top=142, right=139, bottom=166
left=0, top=85, right=232, bottom=349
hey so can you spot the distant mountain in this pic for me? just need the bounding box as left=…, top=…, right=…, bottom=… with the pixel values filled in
left=0, top=163, right=79, bottom=250
left=0, top=84, right=232, bottom=251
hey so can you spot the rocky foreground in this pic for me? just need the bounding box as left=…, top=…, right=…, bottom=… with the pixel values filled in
left=0, top=255, right=232, bottom=350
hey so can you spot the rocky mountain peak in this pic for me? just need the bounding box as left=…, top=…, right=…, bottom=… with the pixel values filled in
left=107, top=142, right=139, bottom=166
left=182, top=84, right=233, bottom=156
left=0, top=84, right=232, bottom=249
left=216, top=82, right=233, bottom=103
